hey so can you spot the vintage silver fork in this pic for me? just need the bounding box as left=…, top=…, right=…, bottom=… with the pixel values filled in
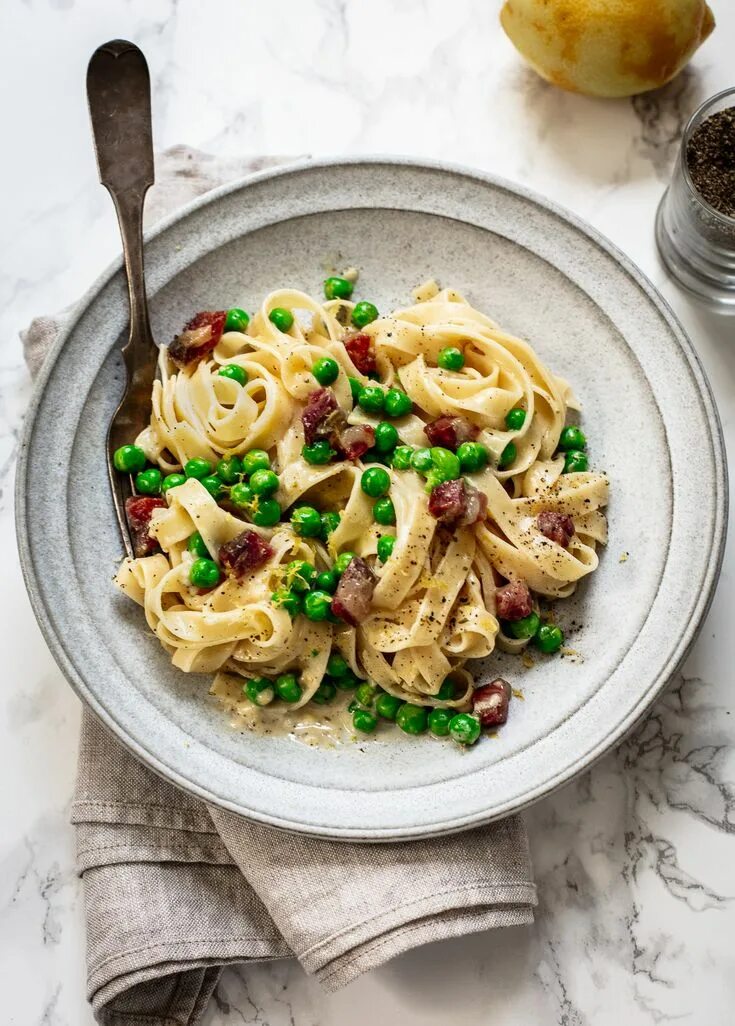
left=87, top=39, right=157, bottom=559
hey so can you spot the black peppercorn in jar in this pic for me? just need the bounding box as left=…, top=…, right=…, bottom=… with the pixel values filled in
left=656, top=87, right=735, bottom=312
left=687, top=107, right=735, bottom=220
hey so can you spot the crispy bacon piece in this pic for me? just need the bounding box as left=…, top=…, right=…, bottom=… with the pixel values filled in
left=168, top=311, right=226, bottom=369
left=343, top=332, right=376, bottom=375
left=219, top=529, right=274, bottom=581
left=472, top=678, right=512, bottom=728
left=337, top=423, right=375, bottom=461
left=301, top=388, right=345, bottom=444
left=462, top=484, right=487, bottom=526
left=495, top=580, right=533, bottom=621
left=424, top=415, right=479, bottom=451
left=428, top=478, right=487, bottom=527
left=125, top=496, right=166, bottom=557
left=301, top=388, right=372, bottom=461
left=537, top=510, right=575, bottom=548
left=331, top=556, right=377, bottom=626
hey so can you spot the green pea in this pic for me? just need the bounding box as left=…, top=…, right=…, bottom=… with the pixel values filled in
left=334, top=551, right=356, bottom=575
left=135, top=468, right=162, bottom=495
left=230, top=482, right=254, bottom=509
left=162, top=473, right=187, bottom=494
left=316, top=569, right=339, bottom=594
left=218, top=364, right=248, bottom=386
left=302, top=440, right=335, bottom=465
left=351, top=301, right=379, bottom=329
left=376, top=692, right=403, bottom=720
left=428, top=708, right=453, bottom=737
left=326, top=652, right=350, bottom=678
left=355, top=682, right=377, bottom=707
left=457, top=441, right=488, bottom=473
left=396, top=703, right=428, bottom=735
left=286, top=560, right=317, bottom=593
left=391, top=445, right=413, bottom=470
left=437, top=346, right=465, bottom=371
left=225, top=308, right=250, bottom=333
left=424, top=469, right=444, bottom=493
left=271, top=589, right=302, bottom=617
left=189, top=558, right=221, bottom=589
left=275, top=673, right=302, bottom=703
left=113, top=444, right=146, bottom=474
left=430, top=447, right=461, bottom=481
left=312, top=681, right=337, bottom=704
left=312, top=356, right=340, bottom=386
left=324, top=276, right=354, bottom=301
left=377, top=535, right=396, bottom=562
left=559, top=425, right=587, bottom=451
left=353, top=707, right=378, bottom=733
left=410, top=447, right=433, bottom=474
left=214, top=455, right=241, bottom=485
left=200, top=474, right=225, bottom=499
left=507, top=611, right=541, bottom=640
left=498, top=442, right=517, bottom=470
left=449, top=712, right=481, bottom=745
left=373, top=497, right=396, bottom=525
left=184, top=457, right=212, bottom=480
left=320, top=511, right=341, bottom=539
left=357, top=384, right=385, bottom=414
left=363, top=447, right=391, bottom=466
left=251, top=498, right=281, bottom=527
left=535, top=624, right=565, bottom=653
left=187, top=531, right=209, bottom=558
left=361, top=467, right=390, bottom=498
left=334, top=670, right=360, bottom=690
left=250, top=468, right=279, bottom=497
left=563, top=450, right=588, bottom=474
left=437, top=677, right=457, bottom=701
left=348, top=376, right=362, bottom=403
left=269, top=307, right=294, bottom=332
left=374, top=421, right=399, bottom=453
left=244, top=677, right=274, bottom=706
left=384, top=389, right=413, bottom=418
left=505, top=407, right=526, bottom=431
left=242, top=449, right=270, bottom=475
left=303, top=590, right=332, bottom=621
left=291, top=505, right=322, bottom=537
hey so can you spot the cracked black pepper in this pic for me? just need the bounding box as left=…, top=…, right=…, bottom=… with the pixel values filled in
left=686, top=106, right=735, bottom=219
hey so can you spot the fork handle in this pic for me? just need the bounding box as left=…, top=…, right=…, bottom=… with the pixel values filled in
left=87, top=40, right=154, bottom=352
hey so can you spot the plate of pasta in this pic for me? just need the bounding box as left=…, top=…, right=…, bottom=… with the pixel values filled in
left=17, top=160, right=726, bottom=839
left=115, top=281, right=609, bottom=744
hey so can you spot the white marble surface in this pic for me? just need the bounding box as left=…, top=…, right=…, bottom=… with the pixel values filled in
left=2, top=1, right=734, bottom=1023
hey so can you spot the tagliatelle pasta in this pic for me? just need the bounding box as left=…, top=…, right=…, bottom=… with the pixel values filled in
left=113, top=280, right=609, bottom=745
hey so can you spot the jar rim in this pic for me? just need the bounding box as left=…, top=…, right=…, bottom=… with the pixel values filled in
left=681, top=85, right=735, bottom=228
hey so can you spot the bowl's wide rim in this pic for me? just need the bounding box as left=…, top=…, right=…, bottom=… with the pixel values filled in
left=15, top=156, right=728, bottom=840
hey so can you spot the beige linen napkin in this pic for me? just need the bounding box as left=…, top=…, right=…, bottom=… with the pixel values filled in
left=22, top=146, right=537, bottom=1026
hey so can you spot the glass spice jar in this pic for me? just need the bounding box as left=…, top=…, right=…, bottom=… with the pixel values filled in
left=656, top=86, right=735, bottom=312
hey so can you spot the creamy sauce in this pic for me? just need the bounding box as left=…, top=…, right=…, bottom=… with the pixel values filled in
left=211, top=673, right=378, bottom=749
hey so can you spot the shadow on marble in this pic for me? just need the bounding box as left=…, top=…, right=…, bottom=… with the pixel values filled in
left=510, top=64, right=707, bottom=189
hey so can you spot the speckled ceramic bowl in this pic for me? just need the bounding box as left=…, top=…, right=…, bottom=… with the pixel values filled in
left=16, top=160, right=727, bottom=840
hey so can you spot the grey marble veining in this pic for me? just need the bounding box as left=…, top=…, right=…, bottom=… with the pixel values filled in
left=631, top=70, right=703, bottom=180
left=2, top=0, right=734, bottom=1023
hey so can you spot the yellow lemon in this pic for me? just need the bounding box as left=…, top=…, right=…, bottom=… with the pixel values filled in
left=500, top=0, right=715, bottom=97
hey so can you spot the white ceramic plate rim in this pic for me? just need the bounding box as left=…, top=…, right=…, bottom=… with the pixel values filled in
left=16, top=156, right=728, bottom=840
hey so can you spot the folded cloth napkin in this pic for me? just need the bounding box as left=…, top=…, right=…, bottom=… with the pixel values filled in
left=22, top=146, right=537, bottom=1026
